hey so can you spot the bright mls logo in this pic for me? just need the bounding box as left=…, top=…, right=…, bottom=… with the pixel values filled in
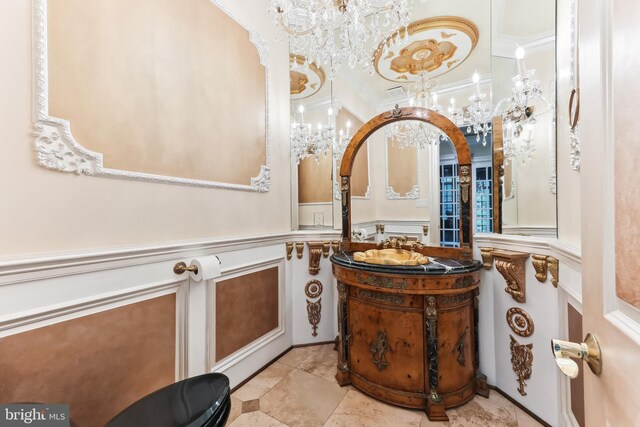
left=0, top=405, right=69, bottom=427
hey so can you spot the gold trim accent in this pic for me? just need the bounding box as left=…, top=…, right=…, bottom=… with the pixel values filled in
left=480, top=247, right=494, bottom=270
left=285, top=242, right=294, bottom=261
left=460, top=165, right=471, bottom=203
left=423, top=225, right=429, bottom=236
left=322, top=241, right=331, bottom=258
left=531, top=254, right=549, bottom=282
left=507, top=307, right=535, bottom=337
left=510, top=335, right=533, bottom=396
left=173, top=261, right=198, bottom=275
left=373, top=16, right=479, bottom=83
left=548, top=257, right=559, bottom=288
left=295, top=241, right=304, bottom=259
left=370, top=330, right=390, bottom=371
left=307, top=241, right=324, bottom=275
left=493, top=250, right=529, bottom=303
left=331, top=240, right=340, bottom=254
left=289, top=54, right=326, bottom=99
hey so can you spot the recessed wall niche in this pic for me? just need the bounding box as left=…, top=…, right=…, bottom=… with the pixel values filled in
left=35, top=0, right=270, bottom=191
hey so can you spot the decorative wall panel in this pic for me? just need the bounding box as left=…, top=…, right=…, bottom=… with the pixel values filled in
left=36, top=0, right=270, bottom=191
left=386, top=139, right=419, bottom=199
left=0, top=295, right=176, bottom=427
left=215, top=267, right=279, bottom=361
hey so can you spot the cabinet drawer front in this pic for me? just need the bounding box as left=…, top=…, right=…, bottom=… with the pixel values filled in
left=350, top=287, right=422, bottom=309
left=349, top=299, right=425, bottom=393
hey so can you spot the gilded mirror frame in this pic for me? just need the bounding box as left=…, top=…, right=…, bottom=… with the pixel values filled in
left=339, top=106, right=473, bottom=260
left=32, top=0, right=271, bottom=192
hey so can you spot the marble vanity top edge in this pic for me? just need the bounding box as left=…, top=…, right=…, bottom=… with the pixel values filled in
left=330, top=253, right=482, bottom=275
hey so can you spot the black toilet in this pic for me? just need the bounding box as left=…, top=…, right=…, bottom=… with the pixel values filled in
left=105, top=373, right=231, bottom=427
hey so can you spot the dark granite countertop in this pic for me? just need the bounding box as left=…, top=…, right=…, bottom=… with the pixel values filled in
left=330, top=252, right=482, bottom=276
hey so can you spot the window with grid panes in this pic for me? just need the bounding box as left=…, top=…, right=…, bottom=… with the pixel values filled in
left=475, top=165, right=493, bottom=233
left=439, top=163, right=460, bottom=247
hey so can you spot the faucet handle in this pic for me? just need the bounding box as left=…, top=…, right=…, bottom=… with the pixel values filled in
left=551, top=333, right=602, bottom=378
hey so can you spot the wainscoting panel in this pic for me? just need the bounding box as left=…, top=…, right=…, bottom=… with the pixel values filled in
left=215, top=266, right=280, bottom=361
left=0, top=294, right=176, bottom=427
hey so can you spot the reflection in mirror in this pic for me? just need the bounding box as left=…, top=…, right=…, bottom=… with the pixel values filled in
left=290, top=0, right=513, bottom=245
left=491, top=0, right=557, bottom=236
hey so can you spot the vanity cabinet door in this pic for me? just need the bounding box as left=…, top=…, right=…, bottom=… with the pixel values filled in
left=348, top=297, right=425, bottom=393
left=435, top=293, right=476, bottom=405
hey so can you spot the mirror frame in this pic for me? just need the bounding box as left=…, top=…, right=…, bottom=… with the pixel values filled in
left=339, top=106, right=473, bottom=260
left=492, top=115, right=503, bottom=234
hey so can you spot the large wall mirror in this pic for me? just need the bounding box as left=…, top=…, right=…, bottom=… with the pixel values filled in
left=292, top=0, right=557, bottom=239
left=35, top=0, right=271, bottom=191
left=491, top=0, right=558, bottom=236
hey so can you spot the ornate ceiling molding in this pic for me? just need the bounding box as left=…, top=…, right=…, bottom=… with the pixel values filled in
left=373, top=16, right=479, bottom=84
left=290, top=54, right=325, bottom=100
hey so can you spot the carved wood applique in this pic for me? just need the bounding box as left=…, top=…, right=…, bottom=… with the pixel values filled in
left=295, top=241, right=304, bottom=259
left=454, top=327, right=469, bottom=367
left=531, top=254, right=559, bottom=287
left=370, top=330, right=390, bottom=371
left=305, top=280, right=323, bottom=337
left=479, top=247, right=494, bottom=270
left=285, top=242, right=294, bottom=260
left=492, top=250, right=529, bottom=303
left=509, top=335, right=533, bottom=396
left=506, top=307, right=534, bottom=337
left=307, top=241, right=324, bottom=275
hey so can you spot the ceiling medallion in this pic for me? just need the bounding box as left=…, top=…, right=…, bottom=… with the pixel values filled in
left=373, top=16, right=479, bottom=83
left=290, top=54, right=325, bottom=100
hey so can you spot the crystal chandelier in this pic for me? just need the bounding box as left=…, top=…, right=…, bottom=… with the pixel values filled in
left=270, top=0, right=412, bottom=78
left=494, top=47, right=553, bottom=163
left=466, top=72, right=492, bottom=146
left=291, top=101, right=352, bottom=164
left=384, top=73, right=447, bottom=149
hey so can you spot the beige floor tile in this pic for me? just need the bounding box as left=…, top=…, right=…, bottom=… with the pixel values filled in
left=324, top=389, right=423, bottom=427
left=261, top=369, right=348, bottom=427
left=447, top=394, right=518, bottom=427
left=228, top=411, right=289, bottom=427
left=232, top=362, right=294, bottom=401
left=226, top=396, right=243, bottom=425
left=277, top=346, right=315, bottom=368
left=515, top=407, right=544, bottom=427
left=420, top=414, right=451, bottom=427
left=297, top=344, right=339, bottom=383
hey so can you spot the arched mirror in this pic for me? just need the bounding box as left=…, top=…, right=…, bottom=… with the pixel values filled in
left=339, top=106, right=474, bottom=260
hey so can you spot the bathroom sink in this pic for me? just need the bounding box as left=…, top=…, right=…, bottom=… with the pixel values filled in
left=353, top=249, right=430, bottom=266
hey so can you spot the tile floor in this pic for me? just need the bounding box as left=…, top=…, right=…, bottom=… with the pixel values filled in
left=227, top=344, right=543, bottom=427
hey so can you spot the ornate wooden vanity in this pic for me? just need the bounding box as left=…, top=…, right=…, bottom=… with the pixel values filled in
left=330, top=106, right=487, bottom=421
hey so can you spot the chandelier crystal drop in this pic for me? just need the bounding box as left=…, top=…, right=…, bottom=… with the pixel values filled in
left=270, top=0, right=413, bottom=79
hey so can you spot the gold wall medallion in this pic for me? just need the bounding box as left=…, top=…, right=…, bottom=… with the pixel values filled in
left=307, top=241, right=324, bottom=275
left=531, top=254, right=549, bottom=282
left=285, top=242, right=294, bottom=260
left=295, top=242, right=304, bottom=259
left=373, top=16, right=479, bottom=83
left=480, top=247, right=494, bottom=270
left=493, top=250, right=529, bottom=303
left=509, top=335, right=534, bottom=396
left=290, top=54, right=325, bottom=100
left=548, top=257, right=559, bottom=288
left=506, top=307, right=535, bottom=337
left=307, top=298, right=322, bottom=337
left=305, top=280, right=323, bottom=299
left=369, top=330, right=390, bottom=371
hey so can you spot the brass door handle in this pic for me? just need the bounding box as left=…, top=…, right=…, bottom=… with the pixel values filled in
left=173, top=261, right=199, bottom=275
left=551, top=333, right=601, bottom=378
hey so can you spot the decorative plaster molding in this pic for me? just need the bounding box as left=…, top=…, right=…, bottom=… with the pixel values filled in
left=531, top=254, right=559, bottom=288
left=480, top=247, right=494, bottom=270
left=306, top=242, right=323, bottom=275
left=492, top=249, right=530, bottom=303
left=509, top=335, right=534, bottom=396
left=569, top=0, right=581, bottom=171
left=386, top=187, right=401, bottom=200
left=32, top=0, right=271, bottom=192
left=295, top=242, right=304, bottom=259
left=507, top=307, right=535, bottom=337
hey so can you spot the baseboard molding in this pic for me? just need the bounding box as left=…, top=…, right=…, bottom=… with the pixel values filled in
left=490, top=385, right=552, bottom=427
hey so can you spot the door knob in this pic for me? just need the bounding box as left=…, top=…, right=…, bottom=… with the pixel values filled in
left=551, top=333, right=602, bottom=378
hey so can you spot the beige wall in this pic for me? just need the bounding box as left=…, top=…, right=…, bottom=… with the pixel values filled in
left=0, top=0, right=291, bottom=257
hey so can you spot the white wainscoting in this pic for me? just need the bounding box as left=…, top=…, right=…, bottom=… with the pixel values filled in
left=474, top=233, right=582, bottom=427
left=0, top=230, right=340, bottom=389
